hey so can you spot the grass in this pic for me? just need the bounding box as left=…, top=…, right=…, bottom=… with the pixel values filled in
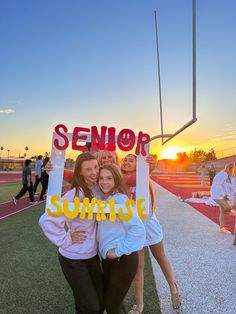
left=0, top=204, right=161, bottom=314
left=0, top=181, right=69, bottom=205
left=0, top=182, right=22, bottom=204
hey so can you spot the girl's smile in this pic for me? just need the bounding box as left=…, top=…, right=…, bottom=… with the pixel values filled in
left=99, top=169, right=115, bottom=194
left=121, top=155, right=136, bottom=173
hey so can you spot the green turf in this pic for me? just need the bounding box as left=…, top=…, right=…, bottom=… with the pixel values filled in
left=0, top=204, right=161, bottom=314
left=0, top=182, right=22, bottom=204
left=0, top=181, right=69, bottom=204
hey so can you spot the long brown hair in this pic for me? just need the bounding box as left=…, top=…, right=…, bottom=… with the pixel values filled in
left=121, top=153, right=136, bottom=174
left=122, top=153, right=155, bottom=208
left=99, top=164, right=129, bottom=197
left=71, top=152, right=98, bottom=200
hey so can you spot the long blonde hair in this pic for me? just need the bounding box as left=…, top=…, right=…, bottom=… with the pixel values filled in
left=222, top=163, right=234, bottom=174
left=97, top=150, right=120, bottom=167
left=231, top=162, right=236, bottom=177
left=221, top=163, right=234, bottom=183
left=121, top=153, right=155, bottom=208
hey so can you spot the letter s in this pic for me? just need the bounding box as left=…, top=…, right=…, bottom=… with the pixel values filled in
left=54, top=124, right=69, bottom=150
left=47, top=195, right=63, bottom=217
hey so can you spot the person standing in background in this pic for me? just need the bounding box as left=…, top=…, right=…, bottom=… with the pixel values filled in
left=33, top=155, right=43, bottom=194
left=199, top=164, right=207, bottom=186
left=209, top=164, right=216, bottom=186
left=39, top=157, right=50, bottom=200
left=12, top=159, right=37, bottom=205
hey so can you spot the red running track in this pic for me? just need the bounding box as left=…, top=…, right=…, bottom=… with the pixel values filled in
left=0, top=172, right=22, bottom=183
left=0, top=194, right=45, bottom=220
left=151, top=175, right=235, bottom=234
left=0, top=185, right=70, bottom=220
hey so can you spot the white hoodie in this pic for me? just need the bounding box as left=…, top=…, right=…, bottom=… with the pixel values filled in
left=97, top=193, right=146, bottom=259
left=39, top=185, right=102, bottom=260
left=211, top=172, right=229, bottom=200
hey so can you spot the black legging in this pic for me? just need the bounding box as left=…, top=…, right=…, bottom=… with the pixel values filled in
left=102, top=252, right=138, bottom=314
left=40, top=176, right=48, bottom=199
left=33, top=175, right=42, bottom=193
left=15, top=183, right=34, bottom=202
left=59, top=253, right=105, bottom=314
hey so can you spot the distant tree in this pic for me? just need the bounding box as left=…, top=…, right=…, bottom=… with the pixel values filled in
left=25, top=146, right=29, bottom=157
left=188, top=149, right=206, bottom=163
left=188, top=148, right=217, bottom=163
left=205, top=149, right=217, bottom=161
left=176, top=152, right=189, bottom=163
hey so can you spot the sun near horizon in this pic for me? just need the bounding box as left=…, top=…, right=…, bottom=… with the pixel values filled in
left=160, top=146, right=185, bottom=160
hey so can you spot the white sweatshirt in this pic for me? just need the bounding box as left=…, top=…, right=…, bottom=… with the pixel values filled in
left=211, top=172, right=229, bottom=200
left=39, top=185, right=102, bottom=260
left=97, top=193, right=146, bottom=259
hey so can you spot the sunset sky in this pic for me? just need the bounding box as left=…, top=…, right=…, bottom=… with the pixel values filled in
left=0, top=0, right=236, bottom=160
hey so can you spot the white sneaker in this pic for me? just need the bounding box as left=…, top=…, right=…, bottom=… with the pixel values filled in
left=12, top=197, right=17, bottom=205
left=219, top=227, right=231, bottom=234
left=29, top=201, right=38, bottom=205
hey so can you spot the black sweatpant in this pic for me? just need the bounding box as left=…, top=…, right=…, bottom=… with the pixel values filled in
left=40, top=176, right=48, bottom=199
left=102, top=252, right=138, bottom=314
left=15, top=183, right=34, bottom=202
left=58, top=253, right=105, bottom=314
left=33, top=175, right=42, bottom=193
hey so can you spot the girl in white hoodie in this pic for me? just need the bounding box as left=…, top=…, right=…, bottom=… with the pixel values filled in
left=39, top=152, right=104, bottom=314
left=96, top=163, right=145, bottom=314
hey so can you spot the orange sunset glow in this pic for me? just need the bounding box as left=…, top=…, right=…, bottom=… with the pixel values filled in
left=160, top=146, right=183, bottom=160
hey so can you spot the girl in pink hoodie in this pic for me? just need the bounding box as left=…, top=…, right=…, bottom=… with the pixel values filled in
left=39, top=152, right=104, bottom=314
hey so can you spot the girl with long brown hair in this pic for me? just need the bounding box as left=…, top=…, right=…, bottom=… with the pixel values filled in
left=96, top=163, right=146, bottom=313
left=121, top=154, right=181, bottom=313
left=39, top=152, right=104, bottom=314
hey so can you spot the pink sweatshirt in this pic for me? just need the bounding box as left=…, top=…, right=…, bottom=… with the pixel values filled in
left=39, top=185, right=102, bottom=260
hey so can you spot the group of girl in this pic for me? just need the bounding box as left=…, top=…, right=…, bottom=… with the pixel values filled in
left=39, top=149, right=181, bottom=314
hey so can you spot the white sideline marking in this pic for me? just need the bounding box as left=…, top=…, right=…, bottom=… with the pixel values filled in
left=0, top=201, right=44, bottom=220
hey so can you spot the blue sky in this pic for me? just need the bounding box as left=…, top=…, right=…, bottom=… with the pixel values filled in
left=0, top=0, right=235, bottom=159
